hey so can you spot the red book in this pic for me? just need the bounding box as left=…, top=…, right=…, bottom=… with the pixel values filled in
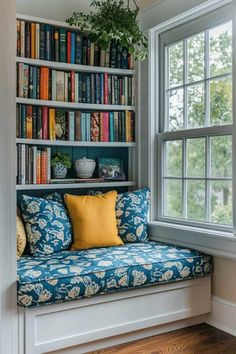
left=42, top=106, right=48, bottom=139
left=70, top=71, right=75, bottom=102
left=36, top=151, right=41, bottom=184
left=101, top=112, right=109, bottom=142
left=41, top=150, right=47, bottom=184
left=104, top=73, right=108, bottom=104
left=67, top=32, right=71, bottom=63
left=40, top=67, right=49, bottom=100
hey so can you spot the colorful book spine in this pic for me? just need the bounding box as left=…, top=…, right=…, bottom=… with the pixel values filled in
left=109, top=112, right=115, bottom=142
left=49, top=108, right=56, bottom=140
left=59, top=28, right=66, bottom=62
left=68, top=111, right=75, bottom=141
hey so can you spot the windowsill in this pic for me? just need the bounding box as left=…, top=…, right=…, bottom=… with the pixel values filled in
left=148, top=221, right=236, bottom=259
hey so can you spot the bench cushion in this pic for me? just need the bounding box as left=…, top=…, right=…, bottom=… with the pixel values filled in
left=17, top=241, right=212, bottom=308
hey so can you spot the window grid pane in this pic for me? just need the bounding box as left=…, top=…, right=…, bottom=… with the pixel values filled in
left=165, top=21, right=232, bottom=131
left=162, top=135, right=232, bottom=225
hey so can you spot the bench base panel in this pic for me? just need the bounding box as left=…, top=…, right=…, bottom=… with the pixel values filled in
left=19, top=277, right=211, bottom=354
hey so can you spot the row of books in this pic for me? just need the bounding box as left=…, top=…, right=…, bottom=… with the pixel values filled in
left=17, top=145, right=51, bottom=185
left=17, top=64, right=135, bottom=106
left=16, top=20, right=134, bottom=69
left=16, top=105, right=135, bottom=143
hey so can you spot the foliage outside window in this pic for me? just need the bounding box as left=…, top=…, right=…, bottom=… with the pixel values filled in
left=159, top=20, right=232, bottom=229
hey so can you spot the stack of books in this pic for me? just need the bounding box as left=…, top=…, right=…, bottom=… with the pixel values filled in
left=17, top=145, right=51, bottom=185
left=16, top=20, right=134, bottom=69
left=17, top=64, right=135, bottom=106
left=16, top=105, right=135, bottom=142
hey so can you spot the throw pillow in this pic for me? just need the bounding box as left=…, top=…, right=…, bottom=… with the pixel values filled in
left=16, top=209, right=27, bottom=258
left=21, top=195, right=72, bottom=256
left=116, top=188, right=151, bottom=243
left=64, top=191, right=123, bottom=250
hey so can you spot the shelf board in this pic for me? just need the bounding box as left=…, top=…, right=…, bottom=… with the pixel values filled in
left=16, top=57, right=135, bottom=76
left=16, top=181, right=136, bottom=191
left=16, top=98, right=135, bottom=111
left=17, top=13, right=89, bottom=32
left=16, top=138, right=136, bottom=148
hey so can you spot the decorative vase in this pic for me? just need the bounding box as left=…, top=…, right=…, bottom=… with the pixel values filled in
left=74, top=157, right=96, bottom=178
left=53, top=163, right=67, bottom=179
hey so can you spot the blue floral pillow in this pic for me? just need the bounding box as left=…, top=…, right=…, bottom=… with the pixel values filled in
left=116, top=188, right=151, bottom=243
left=21, top=195, right=72, bottom=257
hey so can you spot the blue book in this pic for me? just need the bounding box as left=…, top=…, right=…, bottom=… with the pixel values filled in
left=39, top=24, right=45, bottom=60
left=81, top=113, right=87, bottom=141
left=45, top=25, right=52, bottom=61
left=21, top=104, right=26, bottom=139
left=70, top=32, right=76, bottom=64
left=86, top=74, right=91, bottom=103
left=32, top=66, right=37, bottom=99
left=68, top=111, right=75, bottom=141
left=86, top=113, right=91, bottom=142
left=109, top=112, right=115, bottom=142
left=75, top=33, right=82, bottom=64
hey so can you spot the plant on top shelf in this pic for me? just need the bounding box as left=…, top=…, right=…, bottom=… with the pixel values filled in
left=51, top=152, right=72, bottom=179
left=66, top=0, right=148, bottom=62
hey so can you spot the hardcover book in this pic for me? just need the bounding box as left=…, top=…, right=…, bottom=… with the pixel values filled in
left=55, top=109, right=66, bottom=140
left=91, top=112, right=100, bottom=142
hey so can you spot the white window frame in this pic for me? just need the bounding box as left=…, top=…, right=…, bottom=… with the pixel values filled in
left=147, top=0, right=236, bottom=258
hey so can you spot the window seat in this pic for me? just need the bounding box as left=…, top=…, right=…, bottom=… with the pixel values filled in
left=17, top=241, right=213, bottom=308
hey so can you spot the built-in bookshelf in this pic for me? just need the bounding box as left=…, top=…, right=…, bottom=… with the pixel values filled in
left=16, top=14, right=137, bottom=191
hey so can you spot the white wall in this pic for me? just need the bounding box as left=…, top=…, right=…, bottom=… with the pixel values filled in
left=16, top=0, right=90, bottom=20
left=0, top=0, right=17, bottom=352
left=140, top=0, right=236, bottom=306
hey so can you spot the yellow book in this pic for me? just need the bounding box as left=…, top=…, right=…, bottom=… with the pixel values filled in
left=31, top=22, right=36, bottom=59
left=49, top=108, right=56, bottom=140
left=125, top=111, right=131, bottom=142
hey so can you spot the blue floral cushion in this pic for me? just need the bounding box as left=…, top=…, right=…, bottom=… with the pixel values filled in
left=17, top=241, right=213, bottom=308
left=116, top=188, right=150, bottom=243
left=21, top=195, right=72, bottom=257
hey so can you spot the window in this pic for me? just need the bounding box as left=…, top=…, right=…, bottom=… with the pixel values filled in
left=158, top=6, right=233, bottom=231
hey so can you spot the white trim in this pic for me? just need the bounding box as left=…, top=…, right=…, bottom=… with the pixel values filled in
left=148, top=221, right=236, bottom=259
left=147, top=0, right=235, bottom=258
left=207, top=296, right=236, bottom=337
left=19, top=277, right=211, bottom=354
left=149, top=0, right=231, bottom=34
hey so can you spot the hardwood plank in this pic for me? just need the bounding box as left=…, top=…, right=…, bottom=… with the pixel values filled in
left=88, top=324, right=236, bottom=354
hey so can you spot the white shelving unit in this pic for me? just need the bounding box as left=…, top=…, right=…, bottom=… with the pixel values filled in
left=16, top=181, right=136, bottom=191
left=16, top=14, right=137, bottom=191
left=16, top=138, right=136, bottom=148
left=16, top=98, right=135, bottom=111
left=16, top=57, right=135, bottom=76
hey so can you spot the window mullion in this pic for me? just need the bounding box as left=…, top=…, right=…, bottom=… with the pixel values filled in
left=205, top=30, right=210, bottom=127
left=206, top=136, right=211, bottom=222
left=183, top=139, right=187, bottom=219
left=184, top=39, right=188, bottom=129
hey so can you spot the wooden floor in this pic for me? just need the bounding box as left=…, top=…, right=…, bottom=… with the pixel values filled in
left=89, top=324, right=236, bottom=354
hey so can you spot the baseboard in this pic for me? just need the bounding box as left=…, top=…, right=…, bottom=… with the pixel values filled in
left=207, top=296, right=236, bottom=337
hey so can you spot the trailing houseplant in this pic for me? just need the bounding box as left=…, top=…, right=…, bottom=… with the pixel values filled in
left=51, top=152, right=72, bottom=179
left=66, top=0, right=148, bottom=61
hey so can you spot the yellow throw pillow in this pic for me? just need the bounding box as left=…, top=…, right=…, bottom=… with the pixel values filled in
left=64, top=191, right=123, bottom=250
left=16, top=211, right=27, bottom=258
